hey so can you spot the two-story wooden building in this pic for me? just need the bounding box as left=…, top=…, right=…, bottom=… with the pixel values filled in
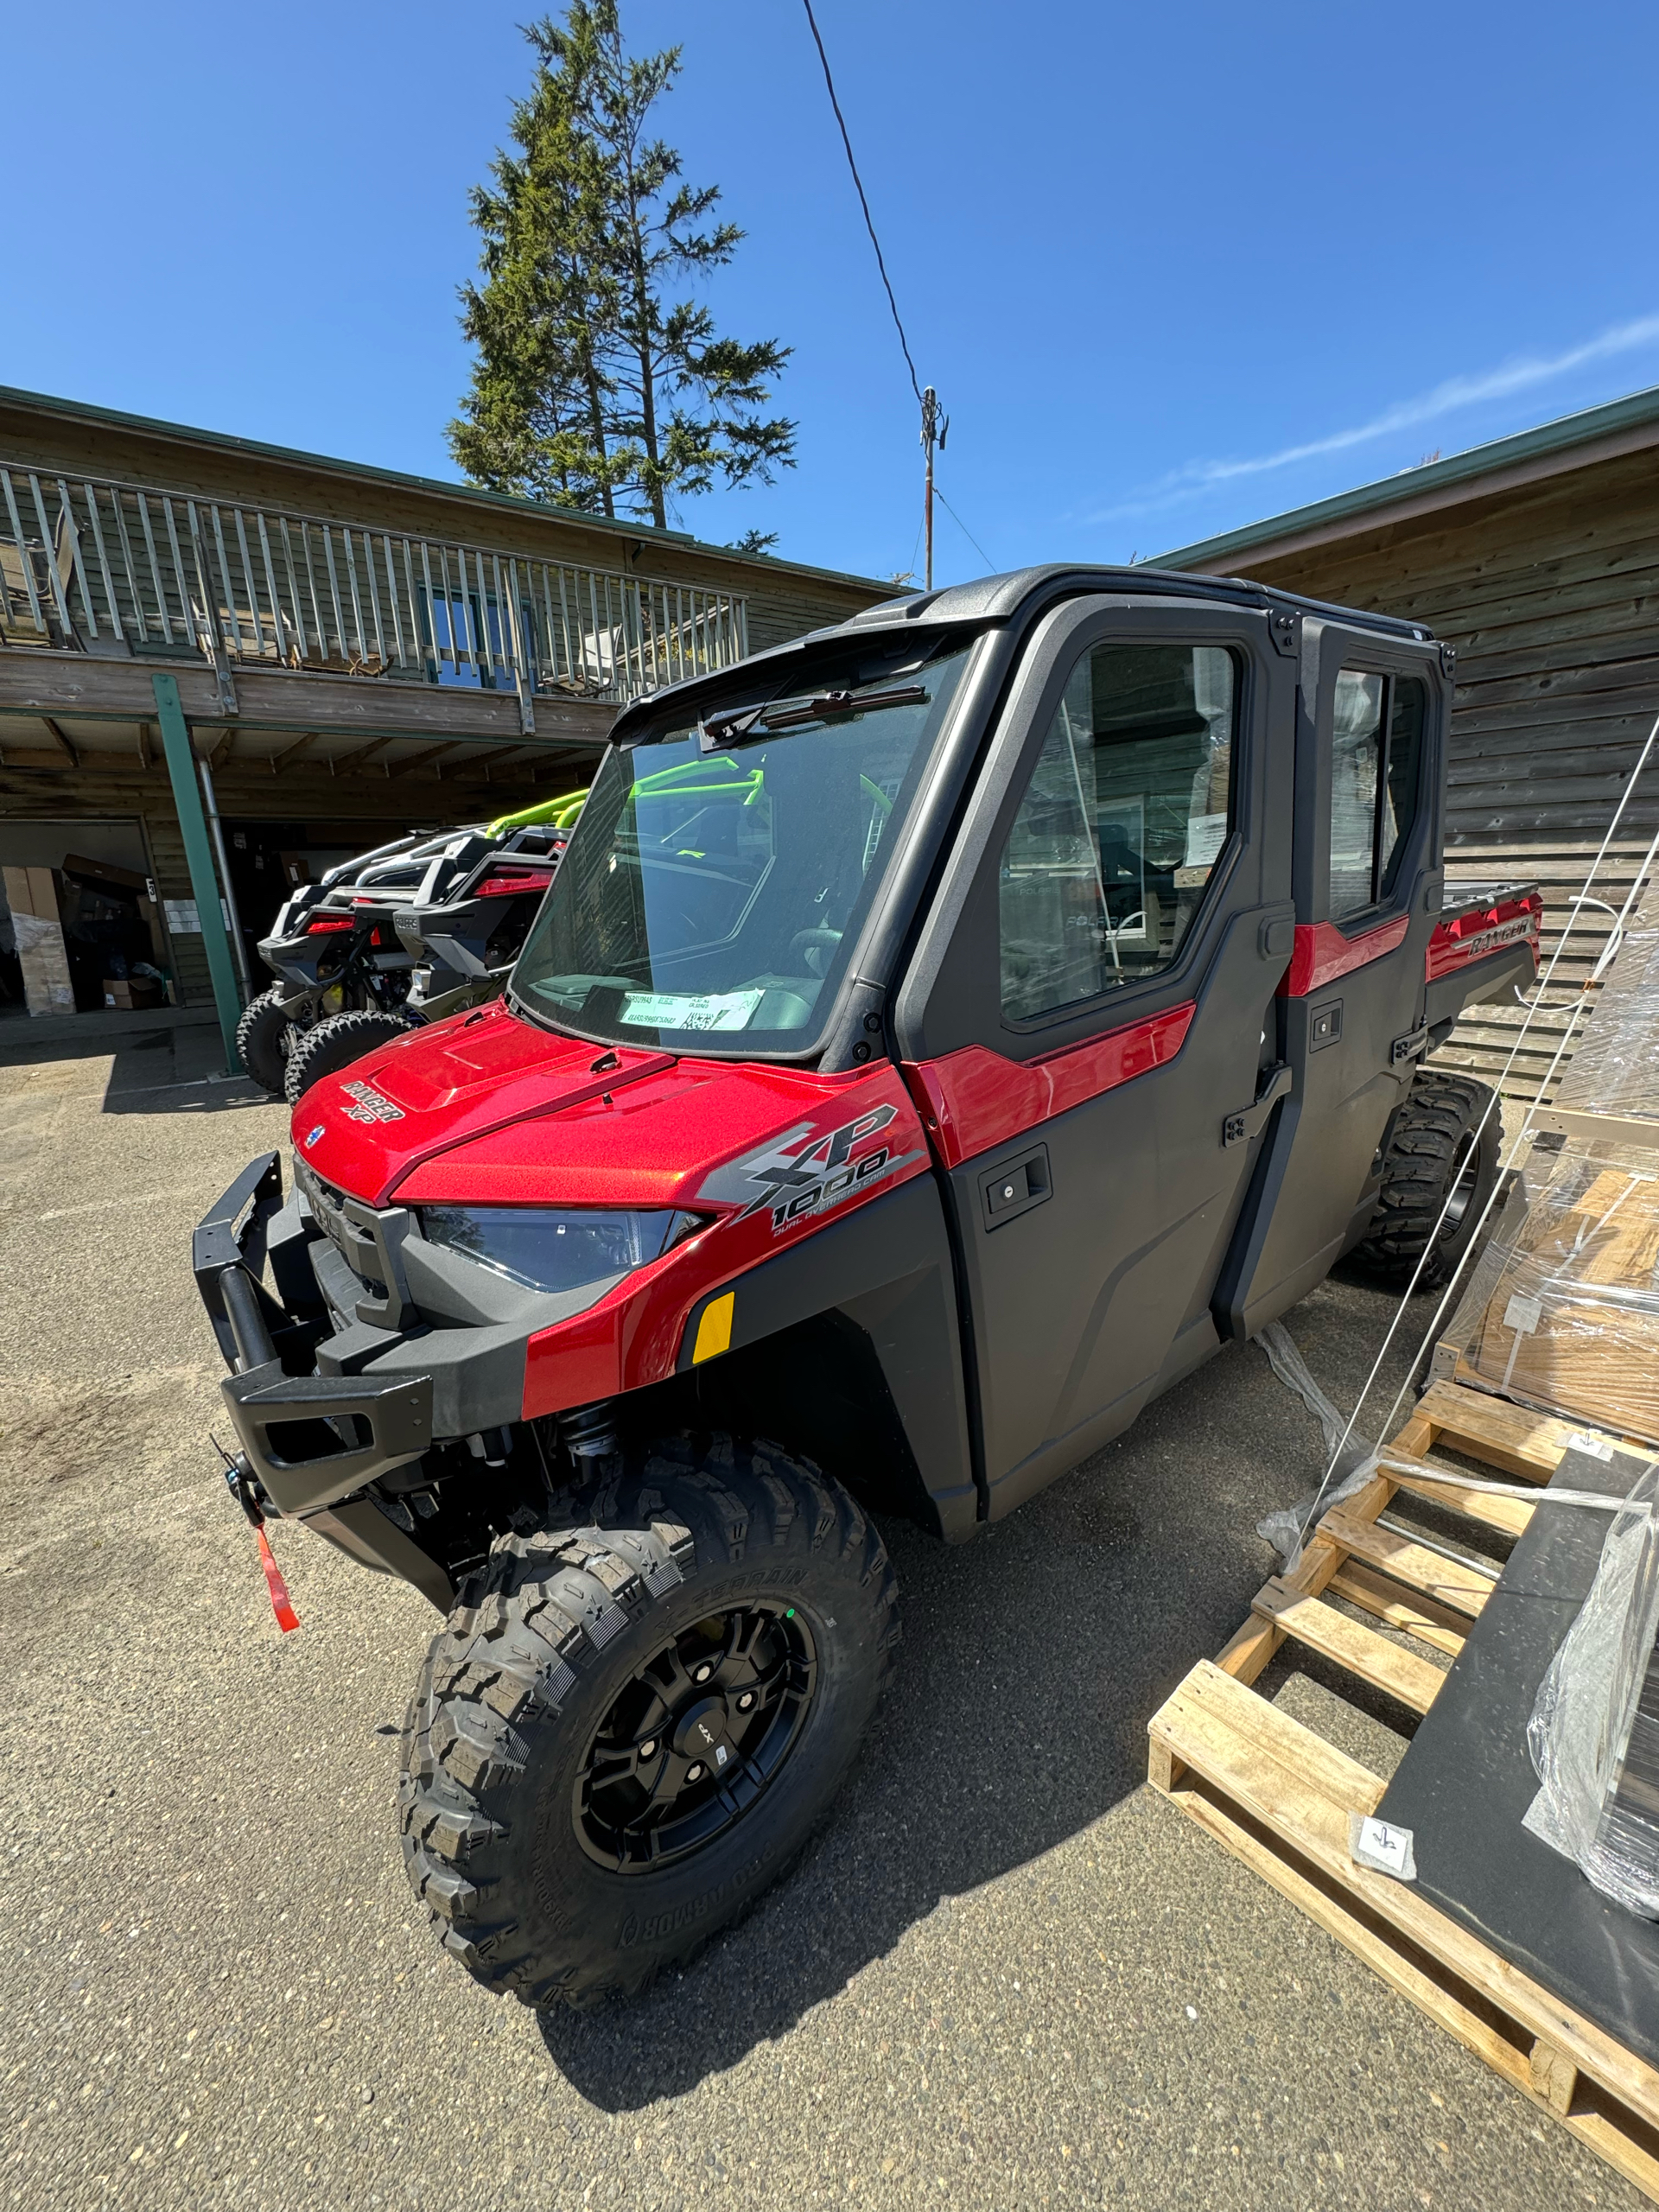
left=0, top=385, right=887, bottom=1050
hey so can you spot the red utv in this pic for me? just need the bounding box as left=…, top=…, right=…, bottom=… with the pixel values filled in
left=192, top=566, right=1540, bottom=2009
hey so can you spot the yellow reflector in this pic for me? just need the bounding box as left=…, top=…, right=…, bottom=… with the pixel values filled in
left=692, top=1291, right=734, bottom=1364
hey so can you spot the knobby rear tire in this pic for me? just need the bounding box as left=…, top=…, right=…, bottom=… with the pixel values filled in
left=283, top=1007, right=418, bottom=1105
left=397, top=1435, right=899, bottom=2012
left=1351, top=1069, right=1501, bottom=1289
left=234, top=985, right=298, bottom=1097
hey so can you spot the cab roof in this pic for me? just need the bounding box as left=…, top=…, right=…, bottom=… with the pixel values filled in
left=610, top=562, right=1433, bottom=744
left=831, top=563, right=1432, bottom=639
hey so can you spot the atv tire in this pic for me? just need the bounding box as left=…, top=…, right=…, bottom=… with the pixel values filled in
left=1351, top=1070, right=1500, bottom=1289
left=236, top=985, right=300, bottom=1096
left=398, top=1435, right=899, bottom=2011
left=283, top=1007, right=418, bottom=1105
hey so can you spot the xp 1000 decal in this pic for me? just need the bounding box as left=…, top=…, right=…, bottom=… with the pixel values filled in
left=697, top=1101, right=925, bottom=1235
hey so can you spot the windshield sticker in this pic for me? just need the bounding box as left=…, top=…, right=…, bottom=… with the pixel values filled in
left=697, top=1103, right=923, bottom=1235
left=619, top=988, right=765, bottom=1033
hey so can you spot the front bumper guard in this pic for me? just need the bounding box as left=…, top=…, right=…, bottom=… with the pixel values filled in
left=194, top=1152, right=434, bottom=1516
left=221, top=1367, right=432, bottom=1516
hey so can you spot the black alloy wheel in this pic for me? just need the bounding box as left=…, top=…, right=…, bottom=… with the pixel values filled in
left=576, top=1603, right=817, bottom=1871
left=399, top=1434, right=898, bottom=2010
left=1439, top=1128, right=1480, bottom=1240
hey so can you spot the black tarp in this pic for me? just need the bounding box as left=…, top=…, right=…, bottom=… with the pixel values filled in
left=1376, top=1445, right=1659, bottom=2065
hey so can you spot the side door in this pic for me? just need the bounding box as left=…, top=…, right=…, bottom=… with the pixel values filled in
left=1215, top=620, right=1448, bottom=1338
left=894, top=596, right=1297, bottom=1521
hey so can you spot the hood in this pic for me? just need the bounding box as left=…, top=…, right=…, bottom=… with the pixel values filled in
left=289, top=998, right=912, bottom=1214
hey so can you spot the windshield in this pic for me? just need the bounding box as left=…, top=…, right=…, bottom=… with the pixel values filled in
left=512, top=637, right=976, bottom=1054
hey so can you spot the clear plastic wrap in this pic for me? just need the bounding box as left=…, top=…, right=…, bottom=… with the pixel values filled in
left=1434, top=1141, right=1659, bottom=1445
left=1525, top=1458, right=1659, bottom=1916
left=1554, top=907, right=1659, bottom=1124
left=1254, top=1320, right=1378, bottom=1566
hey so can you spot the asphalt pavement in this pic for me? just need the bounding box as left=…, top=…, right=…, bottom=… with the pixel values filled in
left=0, top=1011, right=1633, bottom=2210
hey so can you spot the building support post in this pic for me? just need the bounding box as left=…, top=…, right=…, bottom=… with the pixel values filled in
left=198, top=755, right=256, bottom=1001
left=151, top=673, right=244, bottom=1073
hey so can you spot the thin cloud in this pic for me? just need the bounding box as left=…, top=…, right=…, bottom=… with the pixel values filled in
left=1095, top=313, right=1659, bottom=525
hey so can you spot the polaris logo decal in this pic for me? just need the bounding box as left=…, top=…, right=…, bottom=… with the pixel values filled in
left=304, top=1123, right=326, bottom=1147
left=699, top=1102, right=922, bottom=1235
left=340, top=1080, right=404, bottom=1125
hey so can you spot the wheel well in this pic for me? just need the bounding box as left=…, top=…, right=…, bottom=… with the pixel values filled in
left=620, top=1309, right=945, bottom=1537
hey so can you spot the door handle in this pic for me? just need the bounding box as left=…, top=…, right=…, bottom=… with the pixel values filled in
left=1223, top=1064, right=1292, bottom=1147
left=978, top=1144, right=1051, bottom=1230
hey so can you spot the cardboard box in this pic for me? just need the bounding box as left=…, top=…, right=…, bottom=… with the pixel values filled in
left=1465, top=1158, right=1659, bottom=1445
left=3, top=864, right=75, bottom=1015
left=101, top=976, right=164, bottom=1011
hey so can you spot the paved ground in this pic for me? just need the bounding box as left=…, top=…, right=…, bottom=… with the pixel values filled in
left=0, top=1014, right=1634, bottom=2211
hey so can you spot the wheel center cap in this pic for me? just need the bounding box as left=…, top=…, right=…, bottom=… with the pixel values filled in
left=674, top=1695, right=732, bottom=1768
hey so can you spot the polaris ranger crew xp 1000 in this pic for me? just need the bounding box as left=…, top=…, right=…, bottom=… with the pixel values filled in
left=193, top=567, right=1541, bottom=2010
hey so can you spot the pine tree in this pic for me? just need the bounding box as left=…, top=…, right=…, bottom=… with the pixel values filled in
left=450, top=4, right=795, bottom=531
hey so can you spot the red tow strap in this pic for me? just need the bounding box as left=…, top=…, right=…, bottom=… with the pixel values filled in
left=256, top=1526, right=302, bottom=1633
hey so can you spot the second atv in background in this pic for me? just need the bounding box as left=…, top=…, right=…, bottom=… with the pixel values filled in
left=282, top=791, right=586, bottom=1103
left=233, top=795, right=585, bottom=1100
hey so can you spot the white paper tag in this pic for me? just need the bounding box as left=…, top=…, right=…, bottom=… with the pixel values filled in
left=1565, top=1430, right=1616, bottom=1463
left=1184, top=812, right=1228, bottom=868
left=1503, top=1293, right=1543, bottom=1336
left=619, top=988, right=764, bottom=1033
left=1349, top=1812, right=1417, bottom=1881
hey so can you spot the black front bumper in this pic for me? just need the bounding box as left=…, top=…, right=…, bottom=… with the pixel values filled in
left=193, top=1152, right=435, bottom=1516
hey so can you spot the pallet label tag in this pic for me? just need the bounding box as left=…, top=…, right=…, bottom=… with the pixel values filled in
left=1349, top=1812, right=1417, bottom=1881
left=1503, top=1293, right=1543, bottom=1336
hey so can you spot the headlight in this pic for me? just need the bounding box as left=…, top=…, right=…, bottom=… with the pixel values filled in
left=416, top=1205, right=702, bottom=1294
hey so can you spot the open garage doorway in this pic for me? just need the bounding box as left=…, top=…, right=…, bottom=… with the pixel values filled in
left=0, top=817, right=168, bottom=1017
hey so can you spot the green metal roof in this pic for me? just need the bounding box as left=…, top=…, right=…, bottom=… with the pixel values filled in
left=1155, top=380, right=1659, bottom=571
left=0, top=383, right=891, bottom=597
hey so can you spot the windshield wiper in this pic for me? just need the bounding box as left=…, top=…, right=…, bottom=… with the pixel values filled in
left=698, top=684, right=927, bottom=752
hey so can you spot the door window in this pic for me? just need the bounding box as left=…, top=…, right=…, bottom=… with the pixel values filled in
left=999, top=643, right=1236, bottom=1020
left=1329, top=671, right=1427, bottom=919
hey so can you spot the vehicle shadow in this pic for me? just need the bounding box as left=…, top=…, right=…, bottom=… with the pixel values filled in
left=537, top=1272, right=1430, bottom=2108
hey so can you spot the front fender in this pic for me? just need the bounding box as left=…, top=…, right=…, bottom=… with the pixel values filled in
left=675, top=1173, right=978, bottom=1541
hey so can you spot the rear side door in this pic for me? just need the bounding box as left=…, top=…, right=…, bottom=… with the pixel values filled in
left=1215, top=619, right=1448, bottom=1337
left=895, top=595, right=1296, bottom=1521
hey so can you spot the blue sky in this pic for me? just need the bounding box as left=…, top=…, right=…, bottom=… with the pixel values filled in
left=8, top=1, right=1659, bottom=587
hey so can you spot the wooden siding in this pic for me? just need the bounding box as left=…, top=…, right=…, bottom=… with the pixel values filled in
left=1188, top=444, right=1659, bottom=1101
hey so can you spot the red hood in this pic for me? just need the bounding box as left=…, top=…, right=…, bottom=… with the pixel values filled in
left=289, top=999, right=909, bottom=1212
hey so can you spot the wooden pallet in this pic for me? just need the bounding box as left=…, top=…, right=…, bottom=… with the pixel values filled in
left=1147, top=1377, right=1659, bottom=2203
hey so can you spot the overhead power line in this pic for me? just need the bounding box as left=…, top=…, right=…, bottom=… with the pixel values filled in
left=800, top=1, right=924, bottom=409
left=801, top=4, right=972, bottom=588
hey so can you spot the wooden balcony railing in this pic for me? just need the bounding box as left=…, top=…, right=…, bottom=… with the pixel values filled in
left=0, top=464, right=747, bottom=725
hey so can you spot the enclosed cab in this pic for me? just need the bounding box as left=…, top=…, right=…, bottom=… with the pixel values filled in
left=193, top=566, right=1539, bottom=2008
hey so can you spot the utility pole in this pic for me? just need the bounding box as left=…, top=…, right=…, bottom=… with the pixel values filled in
left=920, top=385, right=946, bottom=590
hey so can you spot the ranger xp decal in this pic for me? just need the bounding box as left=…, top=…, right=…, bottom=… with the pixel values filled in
left=340, top=1080, right=405, bottom=1125
left=697, top=1103, right=923, bottom=1235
